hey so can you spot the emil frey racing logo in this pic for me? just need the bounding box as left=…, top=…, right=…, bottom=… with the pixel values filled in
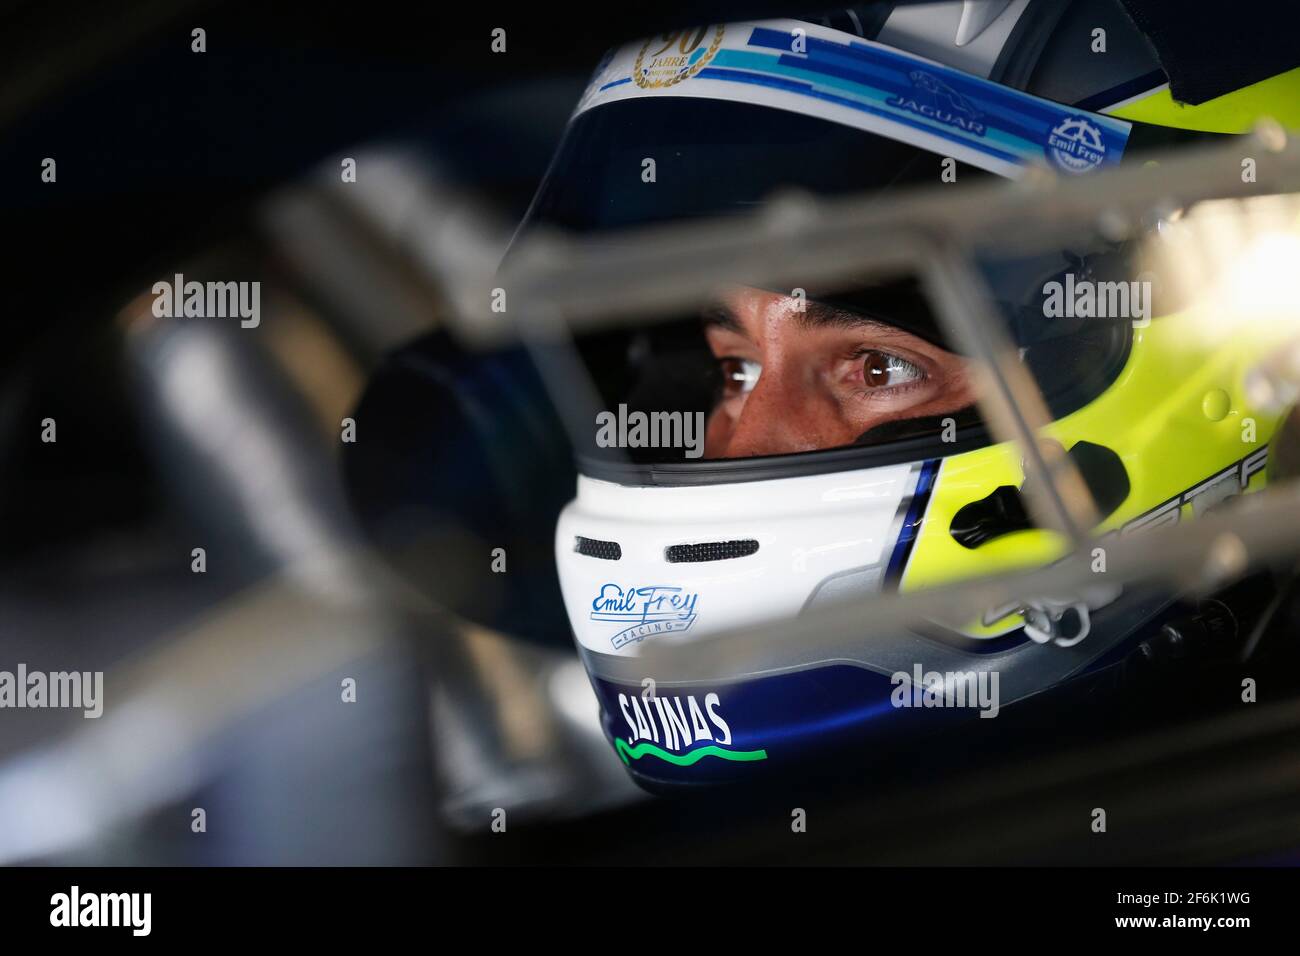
left=885, top=70, right=986, bottom=135
left=1046, top=115, right=1107, bottom=172
left=591, top=584, right=699, bottom=649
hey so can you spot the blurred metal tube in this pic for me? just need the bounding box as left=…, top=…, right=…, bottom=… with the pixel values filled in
left=633, top=475, right=1300, bottom=682
left=481, top=126, right=1300, bottom=346
left=919, top=241, right=1097, bottom=541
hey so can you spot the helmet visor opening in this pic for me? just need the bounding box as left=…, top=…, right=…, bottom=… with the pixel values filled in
left=556, top=259, right=1135, bottom=478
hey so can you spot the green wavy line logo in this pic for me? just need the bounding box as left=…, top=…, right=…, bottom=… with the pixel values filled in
left=615, top=738, right=768, bottom=766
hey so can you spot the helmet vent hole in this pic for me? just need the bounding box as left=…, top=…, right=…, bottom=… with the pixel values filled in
left=574, top=536, right=622, bottom=560
left=665, top=539, right=760, bottom=563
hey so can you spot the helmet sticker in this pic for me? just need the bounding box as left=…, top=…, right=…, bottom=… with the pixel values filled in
left=590, top=583, right=700, bottom=649
left=1046, top=115, right=1110, bottom=172
left=577, top=19, right=1131, bottom=179
left=632, top=25, right=727, bottom=88
left=613, top=690, right=768, bottom=766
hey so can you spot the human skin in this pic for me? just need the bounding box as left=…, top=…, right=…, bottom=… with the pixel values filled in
left=703, top=286, right=978, bottom=458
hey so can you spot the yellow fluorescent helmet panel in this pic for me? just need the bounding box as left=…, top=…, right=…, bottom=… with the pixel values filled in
left=901, top=306, right=1284, bottom=637
left=1107, top=67, right=1300, bottom=133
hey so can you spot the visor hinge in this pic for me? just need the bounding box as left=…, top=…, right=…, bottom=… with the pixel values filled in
left=1019, top=584, right=1122, bottom=647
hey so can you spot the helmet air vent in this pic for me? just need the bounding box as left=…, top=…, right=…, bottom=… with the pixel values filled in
left=665, top=539, right=760, bottom=563
left=574, top=536, right=623, bottom=560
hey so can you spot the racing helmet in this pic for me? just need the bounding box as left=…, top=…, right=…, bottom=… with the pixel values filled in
left=506, top=0, right=1300, bottom=788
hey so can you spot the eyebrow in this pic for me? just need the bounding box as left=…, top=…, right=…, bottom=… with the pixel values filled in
left=702, top=300, right=900, bottom=336
left=701, top=303, right=744, bottom=333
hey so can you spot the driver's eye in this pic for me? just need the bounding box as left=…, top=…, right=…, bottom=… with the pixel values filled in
left=862, top=350, right=924, bottom=389
left=719, top=357, right=761, bottom=398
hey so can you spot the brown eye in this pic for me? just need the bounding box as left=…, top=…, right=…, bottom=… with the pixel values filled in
left=719, top=357, right=761, bottom=398
left=862, top=350, right=923, bottom=389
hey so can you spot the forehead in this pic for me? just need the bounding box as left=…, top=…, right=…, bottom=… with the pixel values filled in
left=705, top=286, right=910, bottom=337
